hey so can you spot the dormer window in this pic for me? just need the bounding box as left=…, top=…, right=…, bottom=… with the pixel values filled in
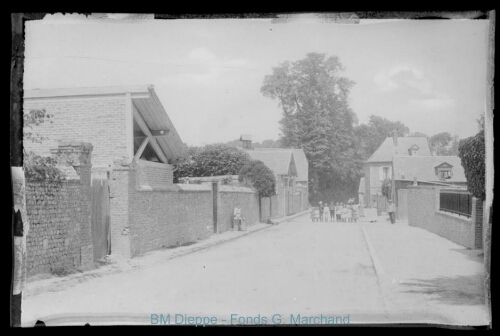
left=435, top=162, right=453, bottom=181
left=408, top=144, right=420, bottom=156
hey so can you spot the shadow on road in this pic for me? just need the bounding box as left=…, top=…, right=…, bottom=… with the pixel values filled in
left=400, top=273, right=485, bottom=306
left=450, top=248, right=484, bottom=263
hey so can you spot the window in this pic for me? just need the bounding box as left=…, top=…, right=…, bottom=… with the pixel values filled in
left=379, top=166, right=391, bottom=181
left=438, top=169, right=452, bottom=180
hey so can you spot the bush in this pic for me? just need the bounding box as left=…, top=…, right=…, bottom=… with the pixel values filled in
left=381, top=178, right=392, bottom=200
left=239, top=160, right=276, bottom=198
left=458, top=131, right=485, bottom=200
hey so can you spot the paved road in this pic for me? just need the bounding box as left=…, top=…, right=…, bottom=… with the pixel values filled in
left=21, top=214, right=489, bottom=326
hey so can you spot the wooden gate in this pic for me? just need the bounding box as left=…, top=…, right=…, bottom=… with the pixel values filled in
left=91, top=178, right=110, bottom=262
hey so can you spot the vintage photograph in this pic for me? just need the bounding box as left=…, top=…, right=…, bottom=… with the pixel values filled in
left=13, top=12, right=493, bottom=326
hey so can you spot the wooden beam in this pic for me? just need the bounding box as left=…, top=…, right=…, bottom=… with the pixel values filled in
left=134, top=137, right=149, bottom=161
left=132, top=108, right=168, bottom=164
left=134, top=129, right=170, bottom=137
left=125, top=93, right=134, bottom=159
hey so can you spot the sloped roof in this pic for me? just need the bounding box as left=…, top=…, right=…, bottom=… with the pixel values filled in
left=24, top=85, right=188, bottom=162
left=366, top=137, right=431, bottom=163
left=243, top=149, right=297, bottom=176
left=392, top=156, right=467, bottom=183
left=291, top=149, right=308, bottom=181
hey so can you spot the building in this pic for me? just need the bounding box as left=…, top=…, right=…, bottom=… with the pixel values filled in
left=363, top=131, right=432, bottom=209
left=238, top=136, right=309, bottom=217
left=23, top=85, right=201, bottom=260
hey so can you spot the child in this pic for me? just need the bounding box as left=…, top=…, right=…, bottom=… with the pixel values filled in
left=341, top=205, right=347, bottom=222
left=330, top=202, right=335, bottom=222
left=310, top=207, right=315, bottom=222
left=314, top=207, right=320, bottom=222
left=335, top=203, right=342, bottom=222
left=352, top=204, right=359, bottom=223
left=346, top=205, right=353, bottom=223
left=323, top=204, right=330, bottom=222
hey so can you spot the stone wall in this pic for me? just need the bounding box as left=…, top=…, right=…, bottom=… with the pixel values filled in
left=136, top=159, right=174, bottom=189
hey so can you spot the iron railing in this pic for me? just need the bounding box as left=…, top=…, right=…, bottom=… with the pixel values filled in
left=439, top=189, right=472, bottom=218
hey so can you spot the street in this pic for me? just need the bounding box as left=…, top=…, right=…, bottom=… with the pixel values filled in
left=21, top=214, right=489, bottom=326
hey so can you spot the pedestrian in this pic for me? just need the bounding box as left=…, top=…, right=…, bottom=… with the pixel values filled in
left=352, top=203, right=359, bottom=223
left=310, top=207, right=315, bottom=222
left=330, top=201, right=335, bottom=222
left=323, top=203, right=330, bottom=222
left=319, top=202, right=324, bottom=222
left=335, top=202, right=342, bottom=222
left=234, top=204, right=242, bottom=230
left=341, top=204, right=347, bottom=222
left=313, top=207, right=320, bottom=222
left=359, top=201, right=364, bottom=218
left=388, top=199, right=396, bottom=224
left=346, top=204, right=353, bottom=223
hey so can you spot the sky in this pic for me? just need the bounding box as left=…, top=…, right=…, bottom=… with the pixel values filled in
left=23, top=14, right=489, bottom=147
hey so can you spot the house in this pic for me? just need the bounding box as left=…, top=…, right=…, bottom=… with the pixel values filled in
left=238, top=136, right=309, bottom=217
left=392, top=155, right=467, bottom=220
left=23, top=85, right=202, bottom=260
left=363, top=131, right=432, bottom=209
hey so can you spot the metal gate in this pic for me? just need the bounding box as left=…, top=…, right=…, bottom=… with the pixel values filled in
left=91, top=178, right=110, bottom=262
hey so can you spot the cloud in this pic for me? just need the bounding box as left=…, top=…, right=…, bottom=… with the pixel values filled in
left=374, top=65, right=455, bottom=110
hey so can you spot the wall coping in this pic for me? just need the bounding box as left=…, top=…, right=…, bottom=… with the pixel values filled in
left=436, top=210, right=472, bottom=223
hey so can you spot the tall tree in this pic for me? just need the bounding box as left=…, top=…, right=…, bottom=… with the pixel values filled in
left=261, top=53, right=362, bottom=202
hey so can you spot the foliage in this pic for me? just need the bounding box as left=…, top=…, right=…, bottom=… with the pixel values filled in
left=408, top=131, right=429, bottom=138
left=381, top=178, right=392, bottom=200
left=174, top=144, right=251, bottom=182
left=238, top=160, right=276, bottom=197
left=23, top=109, right=66, bottom=181
left=354, top=115, right=410, bottom=161
left=261, top=53, right=363, bottom=201
left=458, top=130, right=485, bottom=200
left=429, top=132, right=460, bottom=156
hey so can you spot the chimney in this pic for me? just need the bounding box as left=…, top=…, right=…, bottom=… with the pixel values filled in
left=392, top=130, right=398, bottom=146
left=240, top=134, right=252, bottom=149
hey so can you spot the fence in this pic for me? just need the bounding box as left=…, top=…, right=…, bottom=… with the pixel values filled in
left=439, top=189, right=472, bottom=218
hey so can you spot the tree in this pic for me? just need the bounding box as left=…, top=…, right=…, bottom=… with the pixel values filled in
left=23, top=109, right=65, bottom=181
left=458, top=130, right=485, bottom=201
left=174, top=143, right=251, bottom=182
left=429, top=132, right=460, bottom=156
left=408, top=131, right=429, bottom=138
left=354, top=115, right=410, bottom=161
left=381, top=178, right=392, bottom=201
left=238, top=160, right=276, bottom=197
left=261, top=53, right=362, bottom=202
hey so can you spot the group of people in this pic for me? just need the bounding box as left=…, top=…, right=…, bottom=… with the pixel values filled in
left=310, top=201, right=364, bottom=223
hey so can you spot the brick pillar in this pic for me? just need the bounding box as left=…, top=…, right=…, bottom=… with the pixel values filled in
left=109, top=159, right=133, bottom=259
left=51, top=141, right=94, bottom=269
left=470, top=197, right=484, bottom=249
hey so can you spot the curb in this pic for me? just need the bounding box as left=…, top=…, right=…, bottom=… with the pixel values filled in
left=25, top=210, right=311, bottom=298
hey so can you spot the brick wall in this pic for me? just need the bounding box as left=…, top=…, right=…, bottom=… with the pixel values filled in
left=135, top=159, right=174, bottom=188
left=407, top=186, right=482, bottom=249
left=396, top=188, right=409, bottom=220
left=24, top=95, right=128, bottom=168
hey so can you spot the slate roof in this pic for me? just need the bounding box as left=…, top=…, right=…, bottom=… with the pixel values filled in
left=392, top=156, right=467, bottom=183
left=243, top=148, right=298, bottom=177
left=366, top=136, right=431, bottom=163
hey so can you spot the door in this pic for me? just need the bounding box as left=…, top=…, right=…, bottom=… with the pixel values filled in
left=91, top=178, right=110, bottom=262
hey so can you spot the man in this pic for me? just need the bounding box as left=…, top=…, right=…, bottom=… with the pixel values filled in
left=234, top=204, right=242, bottom=230
left=319, top=201, right=324, bottom=222
left=387, top=200, right=396, bottom=224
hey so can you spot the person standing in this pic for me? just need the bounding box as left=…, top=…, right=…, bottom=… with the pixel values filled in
left=335, top=202, right=342, bottom=222
left=359, top=201, right=364, bottom=218
left=323, top=203, right=330, bottom=222
left=388, top=200, right=396, bottom=224
left=234, top=204, right=242, bottom=230
left=330, top=201, right=335, bottom=222
left=319, top=201, right=324, bottom=222
left=352, top=203, right=359, bottom=223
